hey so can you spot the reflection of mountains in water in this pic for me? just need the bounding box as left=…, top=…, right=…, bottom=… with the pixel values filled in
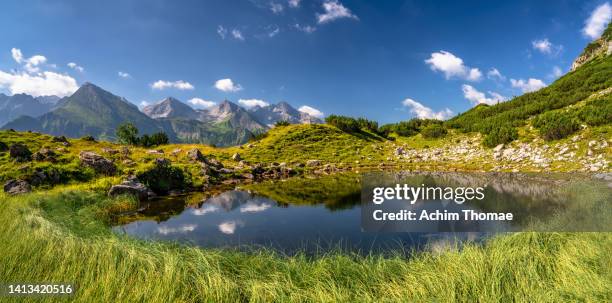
left=386, top=172, right=571, bottom=201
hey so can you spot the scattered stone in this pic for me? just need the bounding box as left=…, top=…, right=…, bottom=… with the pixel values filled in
left=187, top=148, right=206, bottom=162
left=28, top=168, right=61, bottom=186
left=121, top=147, right=131, bottom=157
left=0, top=141, right=8, bottom=152
left=32, top=148, right=57, bottom=162
left=108, top=179, right=155, bottom=201
left=493, top=144, right=504, bottom=152
left=171, top=148, right=182, bottom=157
left=9, top=143, right=32, bottom=162
left=3, top=179, right=31, bottom=195
left=79, top=151, right=116, bottom=175
left=147, top=149, right=164, bottom=155
left=306, top=160, right=321, bottom=167
left=51, top=136, right=70, bottom=146
left=232, top=153, right=242, bottom=161
left=102, top=148, right=119, bottom=155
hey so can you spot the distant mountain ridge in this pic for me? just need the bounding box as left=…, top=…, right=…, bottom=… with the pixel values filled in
left=1, top=83, right=321, bottom=146
left=0, top=93, right=61, bottom=126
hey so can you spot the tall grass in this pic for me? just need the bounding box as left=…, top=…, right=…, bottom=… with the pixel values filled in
left=0, top=189, right=610, bottom=302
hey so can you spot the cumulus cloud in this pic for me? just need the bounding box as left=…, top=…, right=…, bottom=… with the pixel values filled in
left=231, top=29, right=245, bottom=40
left=317, top=0, right=358, bottom=24
left=215, top=78, right=243, bottom=92
left=1, top=48, right=77, bottom=97
left=238, top=98, right=269, bottom=109
left=487, top=68, right=505, bottom=81
left=217, top=25, right=228, bottom=39
left=288, top=0, right=301, bottom=8
left=462, top=85, right=507, bottom=106
left=510, top=78, right=547, bottom=93
left=240, top=202, right=272, bottom=213
left=11, top=48, right=23, bottom=63
left=295, top=23, right=317, bottom=33
left=218, top=220, right=243, bottom=235
left=67, top=62, right=84, bottom=72
left=188, top=97, right=216, bottom=109
left=0, top=70, right=78, bottom=97
left=549, top=66, right=563, bottom=79
left=401, top=98, right=453, bottom=120
left=270, top=2, right=284, bottom=14
left=298, top=105, right=324, bottom=118
left=151, top=80, right=194, bottom=90
left=531, top=38, right=563, bottom=55
left=157, top=224, right=197, bottom=235
left=425, top=51, right=482, bottom=81
left=118, top=71, right=131, bottom=78
left=583, top=2, right=612, bottom=39
left=191, top=204, right=219, bottom=215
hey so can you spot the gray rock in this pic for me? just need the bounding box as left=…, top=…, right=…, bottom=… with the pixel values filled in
left=3, top=179, right=31, bottom=195
left=9, top=143, right=32, bottom=162
left=102, top=148, right=119, bottom=155
left=108, top=179, right=154, bottom=201
left=187, top=148, right=205, bottom=162
left=232, top=153, right=242, bottom=161
left=306, top=159, right=321, bottom=167
left=79, top=151, right=116, bottom=175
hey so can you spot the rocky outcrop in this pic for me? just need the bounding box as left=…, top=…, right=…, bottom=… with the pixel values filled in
left=9, top=143, right=32, bottom=162
left=306, top=160, right=321, bottom=167
left=79, top=151, right=116, bottom=175
left=0, top=141, right=8, bottom=152
left=32, top=148, right=57, bottom=162
left=3, top=179, right=31, bottom=195
left=108, top=179, right=155, bottom=201
left=571, top=26, right=611, bottom=71
left=187, top=148, right=206, bottom=162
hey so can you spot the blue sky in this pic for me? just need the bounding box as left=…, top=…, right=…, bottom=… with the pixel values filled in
left=0, top=0, right=610, bottom=123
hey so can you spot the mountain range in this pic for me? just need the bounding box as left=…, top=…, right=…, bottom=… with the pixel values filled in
left=0, top=83, right=321, bottom=146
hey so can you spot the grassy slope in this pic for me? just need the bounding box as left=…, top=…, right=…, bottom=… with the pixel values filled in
left=0, top=188, right=610, bottom=302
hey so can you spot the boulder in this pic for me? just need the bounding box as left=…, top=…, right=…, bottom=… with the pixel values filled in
left=32, top=148, right=57, bottom=162
left=187, top=148, right=206, bottom=162
left=3, top=179, right=31, bottom=195
left=155, top=157, right=171, bottom=167
left=0, top=141, right=8, bottom=152
left=232, top=153, right=242, bottom=161
left=79, top=151, right=116, bottom=175
left=9, top=143, right=32, bottom=162
left=147, top=149, right=164, bottom=155
left=493, top=144, right=504, bottom=152
left=28, top=168, right=61, bottom=186
left=108, top=179, right=154, bottom=201
left=306, top=160, right=321, bottom=167
left=102, top=148, right=119, bottom=155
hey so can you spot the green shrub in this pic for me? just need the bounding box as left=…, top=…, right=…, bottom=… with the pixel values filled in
left=421, top=124, right=447, bottom=139
left=483, top=125, right=518, bottom=147
left=577, top=96, right=612, bottom=126
left=274, top=120, right=291, bottom=127
left=533, top=111, right=580, bottom=141
left=380, top=119, right=442, bottom=137
left=325, top=115, right=360, bottom=132
left=136, top=161, right=191, bottom=195
left=80, top=135, right=96, bottom=142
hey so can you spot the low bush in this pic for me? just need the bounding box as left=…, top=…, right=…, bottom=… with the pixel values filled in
left=483, top=125, right=518, bottom=147
left=532, top=111, right=580, bottom=141
left=421, top=124, right=448, bottom=139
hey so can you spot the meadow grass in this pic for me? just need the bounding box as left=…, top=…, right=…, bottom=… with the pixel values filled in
left=0, top=188, right=610, bottom=302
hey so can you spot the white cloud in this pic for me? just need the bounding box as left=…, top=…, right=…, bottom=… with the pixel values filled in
left=425, top=51, right=482, bottom=82
left=531, top=39, right=552, bottom=54
left=217, top=25, right=228, bottom=39
left=238, top=98, right=269, bottom=109
left=462, top=84, right=507, bottom=106
left=317, top=0, right=358, bottom=24
left=549, top=66, right=563, bottom=79
left=215, top=78, right=243, bottom=92
left=270, top=2, right=284, bottom=14
left=288, top=0, right=301, bottom=8
left=240, top=202, right=271, bottom=213
left=151, top=80, right=194, bottom=90
left=510, top=78, right=547, bottom=93
left=231, top=29, right=245, bottom=41
left=188, top=97, right=216, bottom=109
left=67, top=62, right=84, bottom=72
left=295, top=23, right=317, bottom=33
left=218, top=220, right=243, bottom=235
left=118, top=71, right=131, bottom=78
left=298, top=105, right=324, bottom=118
left=191, top=204, right=219, bottom=215
left=157, top=224, right=197, bottom=235
left=401, top=98, right=453, bottom=120
left=268, top=26, right=280, bottom=37
left=0, top=70, right=78, bottom=97
left=487, top=68, right=505, bottom=81
left=139, top=101, right=150, bottom=107
left=583, top=2, right=612, bottom=39
left=11, top=48, right=23, bottom=63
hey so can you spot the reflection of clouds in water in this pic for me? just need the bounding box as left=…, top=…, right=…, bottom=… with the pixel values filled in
left=218, top=220, right=244, bottom=235
left=240, top=202, right=272, bottom=213
left=157, top=224, right=197, bottom=235
left=425, top=232, right=480, bottom=254
left=191, top=204, right=220, bottom=216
